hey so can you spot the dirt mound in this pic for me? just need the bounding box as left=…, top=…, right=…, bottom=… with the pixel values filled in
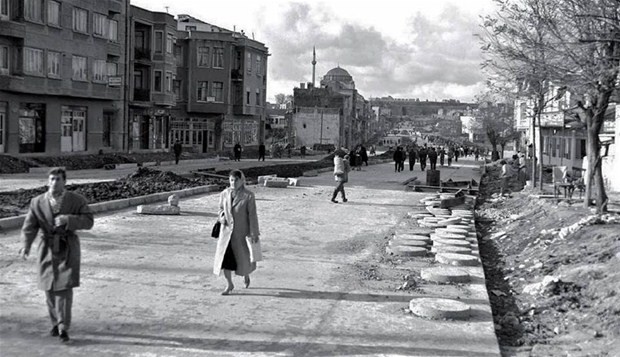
left=0, top=155, right=33, bottom=174
left=0, top=168, right=226, bottom=218
left=476, top=166, right=620, bottom=355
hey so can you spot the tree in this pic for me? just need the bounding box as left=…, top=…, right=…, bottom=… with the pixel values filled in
left=476, top=96, right=514, bottom=160
left=542, top=0, right=619, bottom=212
left=274, top=93, right=293, bottom=105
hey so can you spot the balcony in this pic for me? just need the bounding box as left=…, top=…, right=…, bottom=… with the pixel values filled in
left=134, top=47, right=151, bottom=61
left=0, top=20, right=26, bottom=38
left=107, top=42, right=122, bottom=56
left=133, top=88, right=151, bottom=102
left=108, top=0, right=123, bottom=14
left=231, top=69, right=243, bottom=81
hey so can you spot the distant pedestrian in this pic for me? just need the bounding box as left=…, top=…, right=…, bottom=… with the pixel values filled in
left=369, top=145, right=376, bottom=156
left=173, top=140, right=183, bottom=165
left=428, top=147, right=438, bottom=170
left=360, top=145, right=368, bottom=166
left=418, top=147, right=427, bottom=171
left=354, top=146, right=362, bottom=170
left=300, top=145, right=306, bottom=159
left=474, top=149, right=480, bottom=161
left=258, top=142, right=266, bottom=161
left=332, top=151, right=350, bottom=203
left=234, top=143, right=242, bottom=161
left=214, top=169, right=260, bottom=295
left=448, top=149, right=454, bottom=166
left=500, top=160, right=513, bottom=197
left=408, top=146, right=417, bottom=171
left=439, top=147, right=445, bottom=166
left=393, top=147, right=404, bottom=172
left=20, top=168, right=94, bottom=343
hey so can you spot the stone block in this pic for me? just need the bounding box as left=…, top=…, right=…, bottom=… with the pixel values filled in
left=264, top=179, right=289, bottom=188
left=409, top=298, right=471, bottom=320
left=258, top=174, right=278, bottom=185
left=395, top=228, right=433, bottom=237
left=431, top=232, right=467, bottom=240
left=388, top=239, right=428, bottom=248
left=386, top=246, right=428, bottom=257
left=431, top=245, right=472, bottom=254
left=287, top=178, right=300, bottom=186
left=435, top=253, right=479, bottom=266
left=420, top=267, right=471, bottom=283
left=136, top=205, right=181, bottom=215
left=432, top=238, right=472, bottom=247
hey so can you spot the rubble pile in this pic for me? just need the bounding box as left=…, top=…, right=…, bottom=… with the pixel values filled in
left=0, top=167, right=226, bottom=218
left=0, top=155, right=33, bottom=174
left=476, top=164, right=620, bottom=355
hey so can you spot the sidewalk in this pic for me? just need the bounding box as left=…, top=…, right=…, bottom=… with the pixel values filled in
left=0, top=158, right=499, bottom=356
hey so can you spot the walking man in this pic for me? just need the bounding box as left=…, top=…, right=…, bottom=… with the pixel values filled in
left=418, top=146, right=428, bottom=171
left=408, top=146, right=417, bottom=171
left=428, top=147, right=438, bottom=170
left=258, top=142, right=266, bottom=161
left=173, top=140, right=182, bottom=165
left=234, top=142, right=242, bottom=161
left=20, top=168, right=94, bottom=343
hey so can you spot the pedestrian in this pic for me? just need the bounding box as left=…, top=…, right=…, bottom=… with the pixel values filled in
left=173, top=140, right=182, bottom=165
left=214, top=169, right=260, bottom=295
left=439, top=147, right=445, bottom=166
left=369, top=145, right=376, bottom=156
left=354, top=146, right=362, bottom=171
left=518, top=153, right=527, bottom=187
left=408, top=146, right=417, bottom=171
left=20, top=168, right=94, bottom=343
left=418, top=146, right=427, bottom=171
left=300, top=145, right=306, bottom=159
left=331, top=151, right=350, bottom=203
left=393, top=147, right=404, bottom=172
left=234, top=143, right=242, bottom=161
left=474, top=149, right=480, bottom=161
left=258, top=142, right=266, bottom=161
left=428, top=147, right=438, bottom=170
left=454, top=147, right=460, bottom=162
left=447, top=149, right=454, bottom=166
left=286, top=143, right=292, bottom=158
left=499, top=160, right=513, bottom=197
left=360, top=145, right=368, bottom=166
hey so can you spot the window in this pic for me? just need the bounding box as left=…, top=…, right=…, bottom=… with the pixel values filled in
left=24, top=48, right=44, bottom=75
left=256, top=55, right=261, bottom=75
left=165, top=72, right=172, bottom=92
left=108, top=20, right=118, bottom=42
left=24, top=0, right=43, bottom=22
left=155, top=31, right=163, bottom=53
left=134, top=70, right=143, bottom=88
left=211, top=81, right=223, bottom=102
left=47, top=51, right=60, bottom=78
left=256, top=89, right=260, bottom=106
left=565, top=138, right=572, bottom=159
left=153, top=71, right=162, bottom=92
left=93, top=13, right=108, bottom=37
left=47, top=1, right=60, bottom=26
left=246, top=53, right=252, bottom=73
left=197, top=81, right=208, bottom=101
left=166, top=34, right=173, bottom=54
left=212, top=47, right=224, bottom=68
left=107, top=62, right=117, bottom=76
left=73, top=8, right=88, bottom=33
left=0, top=46, right=8, bottom=73
left=197, top=47, right=209, bottom=67
left=246, top=90, right=251, bottom=105
left=72, top=55, right=87, bottom=81
left=174, top=45, right=183, bottom=66
left=93, top=60, right=106, bottom=82
left=235, top=51, right=242, bottom=70
left=0, top=0, right=8, bottom=17
left=173, top=80, right=182, bottom=100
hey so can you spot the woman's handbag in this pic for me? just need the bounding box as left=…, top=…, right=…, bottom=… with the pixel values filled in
left=246, top=237, right=263, bottom=262
left=211, top=221, right=221, bottom=238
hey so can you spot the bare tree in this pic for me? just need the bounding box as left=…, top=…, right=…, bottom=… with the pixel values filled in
left=542, top=0, right=619, bottom=212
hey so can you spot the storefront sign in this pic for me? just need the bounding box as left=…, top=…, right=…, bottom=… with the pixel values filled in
left=540, top=112, right=564, bottom=127
left=108, top=76, right=122, bottom=87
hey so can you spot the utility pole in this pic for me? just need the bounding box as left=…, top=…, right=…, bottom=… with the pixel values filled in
left=319, top=107, right=324, bottom=144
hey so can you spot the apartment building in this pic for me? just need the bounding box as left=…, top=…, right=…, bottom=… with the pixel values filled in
left=127, top=5, right=176, bottom=151
left=0, top=0, right=127, bottom=154
left=173, top=15, right=268, bottom=153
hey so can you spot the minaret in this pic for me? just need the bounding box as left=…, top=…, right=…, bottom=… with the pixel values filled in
left=311, top=46, right=317, bottom=88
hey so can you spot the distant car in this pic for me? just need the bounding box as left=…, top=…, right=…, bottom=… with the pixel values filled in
left=312, top=143, right=336, bottom=153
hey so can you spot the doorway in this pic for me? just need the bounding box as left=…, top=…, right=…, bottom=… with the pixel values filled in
left=60, top=106, right=87, bottom=152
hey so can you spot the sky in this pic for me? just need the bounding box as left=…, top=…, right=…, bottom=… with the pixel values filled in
left=131, top=0, right=497, bottom=103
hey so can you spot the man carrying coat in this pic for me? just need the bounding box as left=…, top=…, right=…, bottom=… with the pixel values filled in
left=20, top=168, right=94, bottom=343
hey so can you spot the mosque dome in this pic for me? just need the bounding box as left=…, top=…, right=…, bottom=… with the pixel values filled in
left=324, top=66, right=353, bottom=82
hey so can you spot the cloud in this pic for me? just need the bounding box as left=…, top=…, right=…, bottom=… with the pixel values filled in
left=259, top=2, right=485, bottom=102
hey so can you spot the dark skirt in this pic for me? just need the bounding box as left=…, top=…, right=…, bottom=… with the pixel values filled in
left=221, top=242, right=237, bottom=271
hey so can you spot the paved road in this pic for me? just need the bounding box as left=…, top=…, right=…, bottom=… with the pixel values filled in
left=0, top=158, right=499, bottom=356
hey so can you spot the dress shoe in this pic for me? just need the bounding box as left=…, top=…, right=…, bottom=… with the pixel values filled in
left=244, top=276, right=251, bottom=288
left=221, top=285, right=234, bottom=295
left=342, top=198, right=348, bottom=203
left=50, top=326, right=59, bottom=337
left=59, top=330, right=69, bottom=343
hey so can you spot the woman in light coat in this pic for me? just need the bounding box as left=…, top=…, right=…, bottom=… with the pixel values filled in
left=213, top=169, right=260, bottom=295
left=331, top=151, right=351, bottom=203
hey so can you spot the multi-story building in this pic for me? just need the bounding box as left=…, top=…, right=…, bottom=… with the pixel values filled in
left=0, top=0, right=127, bottom=154
left=127, top=5, right=176, bottom=151
left=173, top=15, right=268, bottom=153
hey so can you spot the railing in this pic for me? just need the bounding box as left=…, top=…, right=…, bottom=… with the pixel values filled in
left=133, top=88, right=151, bottom=102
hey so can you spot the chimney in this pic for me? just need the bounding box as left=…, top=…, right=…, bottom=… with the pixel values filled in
left=300, top=83, right=306, bottom=89
left=307, top=82, right=313, bottom=89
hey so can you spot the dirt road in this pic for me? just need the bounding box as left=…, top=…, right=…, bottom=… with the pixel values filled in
left=0, top=160, right=499, bottom=356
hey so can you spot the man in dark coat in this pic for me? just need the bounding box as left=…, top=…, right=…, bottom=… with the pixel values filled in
left=234, top=143, right=242, bottom=161
left=418, top=147, right=428, bottom=171
left=408, top=146, right=417, bottom=171
left=258, top=142, right=266, bottom=161
left=428, top=147, right=438, bottom=170
left=173, top=140, right=182, bottom=165
left=360, top=145, right=368, bottom=166
left=393, top=147, right=404, bottom=172
left=300, top=145, right=306, bottom=159
left=20, top=168, right=94, bottom=343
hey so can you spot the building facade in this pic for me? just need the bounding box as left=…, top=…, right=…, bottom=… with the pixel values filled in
left=1, top=0, right=127, bottom=154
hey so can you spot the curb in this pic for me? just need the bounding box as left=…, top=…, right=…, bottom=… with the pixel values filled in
left=0, top=184, right=220, bottom=232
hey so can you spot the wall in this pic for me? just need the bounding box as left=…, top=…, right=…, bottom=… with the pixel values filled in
left=292, top=108, right=341, bottom=147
